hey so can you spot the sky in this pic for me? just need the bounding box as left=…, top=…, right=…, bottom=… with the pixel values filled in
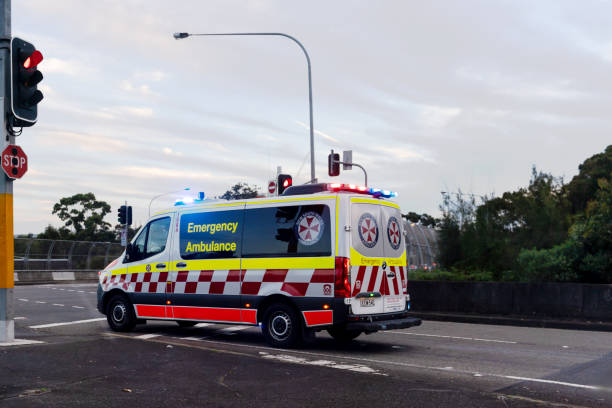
left=10, top=0, right=612, bottom=234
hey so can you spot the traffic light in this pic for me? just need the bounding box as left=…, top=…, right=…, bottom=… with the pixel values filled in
left=328, top=151, right=340, bottom=177
left=277, top=174, right=293, bottom=195
left=10, top=37, right=44, bottom=127
left=118, top=205, right=127, bottom=224
left=118, top=205, right=133, bottom=225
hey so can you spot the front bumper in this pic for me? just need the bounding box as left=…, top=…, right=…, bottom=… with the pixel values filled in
left=346, top=316, right=421, bottom=333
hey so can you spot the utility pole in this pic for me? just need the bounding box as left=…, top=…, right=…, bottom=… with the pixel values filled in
left=0, top=0, right=13, bottom=343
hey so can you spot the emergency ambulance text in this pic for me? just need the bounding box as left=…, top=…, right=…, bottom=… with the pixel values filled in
left=187, top=222, right=239, bottom=235
left=184, top=241, right=237, bottom=253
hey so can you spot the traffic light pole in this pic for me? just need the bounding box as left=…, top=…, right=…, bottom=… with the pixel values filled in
left=0, top=0, right=13, bottom=343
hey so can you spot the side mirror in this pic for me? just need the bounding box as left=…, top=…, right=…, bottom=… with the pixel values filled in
left=124, top=243, right=133, bottom=262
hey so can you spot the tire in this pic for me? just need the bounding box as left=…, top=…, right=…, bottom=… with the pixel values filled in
left=327, top=326, right=362, bottom=343
left=177, top=321, right=197, bottom=328
left=261, top=303, right=301, bottom=348
left=106, top=294, right=136, bottom=332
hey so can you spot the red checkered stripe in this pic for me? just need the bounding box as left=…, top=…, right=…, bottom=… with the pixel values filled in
left=102, top=268, right=336, bottom=297
left=102, top=272, right=168, bottom=294
left=350, top=265, right=407, bottom=296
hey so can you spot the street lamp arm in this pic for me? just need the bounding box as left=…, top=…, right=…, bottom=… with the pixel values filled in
left=177, top=32, right=316, bottom=183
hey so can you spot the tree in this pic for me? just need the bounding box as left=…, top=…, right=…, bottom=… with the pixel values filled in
left=566, top=145, right=612, bottom=214
left=220, top=183, right=259, bottom=200
left=40, top=193, right=114, bottom=241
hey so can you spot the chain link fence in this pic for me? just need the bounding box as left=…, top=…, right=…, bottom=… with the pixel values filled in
left=403, top=220, right=439, bottom=270
left=14, top=238, right=125, bottom=272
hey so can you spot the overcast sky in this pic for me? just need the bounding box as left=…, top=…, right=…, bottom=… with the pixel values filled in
left=10, top=0, right=612, bottom=234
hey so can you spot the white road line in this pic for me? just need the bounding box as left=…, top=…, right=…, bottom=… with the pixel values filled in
left=388, top=331, right=517, bottom=344
left=0, top=339, right=45, bottom=347
left=88, top=292, right=96, bottom=294
left=35, top=301, right=47, bottom=304
left=77, top=291, right=85, bottom=293
left=52, top=304, right=64, bottom=307
left=135, top=334, right=161, bottom=340
left=14, top=317, right=26, bottom=320
left=18, top=298, right=28, bottom=302
left=219, top=326, right=250, bottom=333
left=143, top=336, right=603, bottom=392
left=29, top=318, right=106, bottom=329
left=71, top=306, right=85, bottom=309
left=194, top=323, right=213, bottom=328
left=182, top=336, right=205, bottom=341
left=59, top=289, right=65, bottom=291
left=67, top=290, right=75, bottom=292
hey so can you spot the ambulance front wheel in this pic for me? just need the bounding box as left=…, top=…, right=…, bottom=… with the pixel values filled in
left=262, top=303, right=301, bottom=348
left=106, top=294, right=136, bottom=332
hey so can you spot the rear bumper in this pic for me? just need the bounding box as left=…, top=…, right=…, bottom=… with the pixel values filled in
left=345, top=316, right=422, bottom=333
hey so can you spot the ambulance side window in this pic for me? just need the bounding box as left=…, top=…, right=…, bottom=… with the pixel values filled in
left=127, top=217, right=171, bottom=263
left=242, top=204, right=331, bottom=258
left=179, top=210, right=243, bottom=260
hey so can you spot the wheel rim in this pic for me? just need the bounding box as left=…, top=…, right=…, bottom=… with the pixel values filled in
left=112, top=303, right=126, bottom=324
left=269, top=311, right=292, bottom=341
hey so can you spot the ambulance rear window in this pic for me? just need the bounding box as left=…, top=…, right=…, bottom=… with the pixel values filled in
left=242, top=204, right=331, bottom=258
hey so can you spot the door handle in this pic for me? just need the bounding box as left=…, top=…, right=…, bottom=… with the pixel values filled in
left=176, top=262, right=187, bottom=268
left=156, top=263, right=166, bottom=269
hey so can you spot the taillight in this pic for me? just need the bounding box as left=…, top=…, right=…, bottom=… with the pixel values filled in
left=334, top=257, right=351, bottom=297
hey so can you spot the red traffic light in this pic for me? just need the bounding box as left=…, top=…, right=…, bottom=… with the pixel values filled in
left=23, top=50, right=43, bottom=69
left=283, top=178, right=292, bottom=188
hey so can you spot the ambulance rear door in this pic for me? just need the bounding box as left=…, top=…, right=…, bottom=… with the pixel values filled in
left=380, top=204, right=407, bottom=313
left=349, top=199, right=386, bottom=315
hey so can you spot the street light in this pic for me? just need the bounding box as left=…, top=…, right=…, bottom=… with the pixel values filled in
left=173, top=31, right=317, bottom=183
left=149, top=188, right=190, bottom=217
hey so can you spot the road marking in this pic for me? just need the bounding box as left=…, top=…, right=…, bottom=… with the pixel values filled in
left=195, top=323, right=213, bottom=328
left=88, top=292, right=96, bottom=294
left=135, top=335, right=603, bottom=392
left=59, top=289, right=65, bottom=291
left=35, top=301, right=47, bottom=304
left=135, top=333, right=161, bottom=340
left=14, top=317, right=26, bottom=320
left=0, top=339, right=45, bottom=347
left=67, top=290, right=75, bottom=292
left=52, top=304, right=64, bottom=307
left=29, top=318, right=106, bottom=329
left=219, top=326, right=250, bottom=333
left=182, top=336, right=206, bottom=341
left=18, top=298, right=28, bottom=302
left=388, top=331, right=517, bottom=344
left=71, top=306, right=85, bottom=309
left=258, top=351, right=386, bottom=376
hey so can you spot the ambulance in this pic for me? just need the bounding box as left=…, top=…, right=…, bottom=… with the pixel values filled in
left=97, top=183, right=421, bottom=347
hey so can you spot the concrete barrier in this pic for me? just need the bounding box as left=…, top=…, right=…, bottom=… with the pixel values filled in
left=14, top=271, right=98, bottom=284
left=408, top=281, right=612, bottom=320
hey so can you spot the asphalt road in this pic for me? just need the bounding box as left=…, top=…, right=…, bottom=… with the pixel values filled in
left=2, top=283, right=611, bottom=407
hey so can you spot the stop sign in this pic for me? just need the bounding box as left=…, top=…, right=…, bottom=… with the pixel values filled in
left=268, top=180, right=276, bottom=194
left=1, top=144, right=28, bottom=179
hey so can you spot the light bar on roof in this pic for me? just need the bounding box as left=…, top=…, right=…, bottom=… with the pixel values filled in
left=326, top=183, right=398, bottom=198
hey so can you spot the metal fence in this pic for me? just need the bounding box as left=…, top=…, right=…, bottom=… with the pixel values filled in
left=14, top=223, right=439, bottom=272
left=403, top=220, right=439, bottom=270
left=14, top=238, right=125, bottom=272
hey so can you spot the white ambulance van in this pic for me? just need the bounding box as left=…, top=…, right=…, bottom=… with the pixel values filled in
left=97, top=183, right=421, bottom=347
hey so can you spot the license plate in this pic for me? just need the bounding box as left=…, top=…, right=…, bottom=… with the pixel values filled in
left=360, top=298, right=375, bottom=307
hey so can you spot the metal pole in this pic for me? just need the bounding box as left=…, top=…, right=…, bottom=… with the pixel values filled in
left=0, top=0, right=12, bottom=343
left=177, top=32, right=316, bottom=183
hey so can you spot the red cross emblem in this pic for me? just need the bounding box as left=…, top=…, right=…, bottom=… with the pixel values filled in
left=295, top=211, right=324, bottom=246
left=387, top=217, right=401, bottom=250
left=358, top=213, right=379, bottom=248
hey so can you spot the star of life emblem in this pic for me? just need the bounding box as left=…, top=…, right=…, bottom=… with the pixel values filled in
left=387, top=216, right=401, bottom=250
left=295, top=211, right=324, bottom=246
left=358, top=213, right=379, bottom=248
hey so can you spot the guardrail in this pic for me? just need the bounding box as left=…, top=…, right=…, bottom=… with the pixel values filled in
left=14, top=238, right=124, bottom=272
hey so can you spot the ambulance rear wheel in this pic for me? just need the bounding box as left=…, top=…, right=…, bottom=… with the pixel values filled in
left=262, top=304, right=300, bottom=348
left=106, top=294, right=136, bottom=332
left=327, top=327, right=362, bottom=343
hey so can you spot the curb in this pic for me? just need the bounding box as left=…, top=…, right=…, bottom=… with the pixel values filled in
left=407, top=311, right=612, bottom=332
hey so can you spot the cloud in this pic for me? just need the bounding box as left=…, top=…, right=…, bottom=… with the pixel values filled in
left=42, top=57, right=93, bottom=76
left=295, top=121, right=339, bottom=143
